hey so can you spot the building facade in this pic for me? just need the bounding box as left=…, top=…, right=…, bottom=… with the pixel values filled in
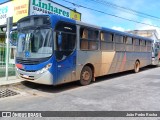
left=0, top=0, right=81, bottom=65
left=127, top=29, right=159, bottom=42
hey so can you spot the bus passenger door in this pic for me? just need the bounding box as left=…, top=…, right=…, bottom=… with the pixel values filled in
left=55, top=28, right=76, bottom=84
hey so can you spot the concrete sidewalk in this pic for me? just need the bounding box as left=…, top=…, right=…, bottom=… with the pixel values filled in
left=0, top=76, right=23, bottom=86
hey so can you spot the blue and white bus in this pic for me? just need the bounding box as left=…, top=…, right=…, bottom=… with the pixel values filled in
left=15, top=14, right=153, bottom=85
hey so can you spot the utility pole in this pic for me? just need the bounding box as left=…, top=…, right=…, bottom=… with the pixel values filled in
left=5, top=17, right=13, bottom=81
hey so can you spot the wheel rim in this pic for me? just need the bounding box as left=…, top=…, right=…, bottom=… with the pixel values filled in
left=82, top=71, right=90, bottom=81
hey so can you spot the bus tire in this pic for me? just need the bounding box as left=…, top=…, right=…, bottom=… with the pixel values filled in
left=79, top=66, right=92, bottom=86
left=134, top=61, right=140, bottom=73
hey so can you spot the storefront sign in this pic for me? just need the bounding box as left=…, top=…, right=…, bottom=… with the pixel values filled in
left=30, top=0, right=81, bottom=20
left=13, top=0, right=29, bottom=23
left=30, top=0, right=70, bottom=17
left=0, top=0, right=81, bottom=26
left=0, top=2, right=13, bottom=26
left=70, top=10, right=81, bottom=21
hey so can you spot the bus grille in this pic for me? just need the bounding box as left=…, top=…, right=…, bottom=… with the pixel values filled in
left=16, top=57, right=50, bottom=65
left=16, top=59, right=40, bottom=65
left=19, top=69, right=36, bottom=72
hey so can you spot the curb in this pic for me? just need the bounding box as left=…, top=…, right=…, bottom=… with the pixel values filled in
left=0, top=76, right=24, bottom=87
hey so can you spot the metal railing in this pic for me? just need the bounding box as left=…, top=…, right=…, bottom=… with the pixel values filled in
left=0, top=43, right=5, bottom=66
left=0, top=43, right=16, bottom=78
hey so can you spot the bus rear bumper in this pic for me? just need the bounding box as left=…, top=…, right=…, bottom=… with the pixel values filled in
left=16, top=69, right=53, bottom=85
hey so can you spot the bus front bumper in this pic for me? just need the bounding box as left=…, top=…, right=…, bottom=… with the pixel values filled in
left=16, top=68, right=53, bottom=85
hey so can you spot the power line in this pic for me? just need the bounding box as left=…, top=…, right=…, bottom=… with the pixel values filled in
left=88, top=0, right=149, bottom=19
left=89, top=0, right=160, bottom=20
left=61, top=0, right=160, bottom=28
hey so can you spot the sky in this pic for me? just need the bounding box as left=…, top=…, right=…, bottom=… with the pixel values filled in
left=0, top=0, right=7, bottom=3
left=53, top=0, right=160, bottom=37
left=1, top=0, right=160, bottom=36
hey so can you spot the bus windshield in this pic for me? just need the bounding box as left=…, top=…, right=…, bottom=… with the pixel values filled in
left=17, top=28, right=52, bottom=59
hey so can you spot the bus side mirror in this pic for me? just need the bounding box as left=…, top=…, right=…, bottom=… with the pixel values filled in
left=58, top=32, right=62, bottom=46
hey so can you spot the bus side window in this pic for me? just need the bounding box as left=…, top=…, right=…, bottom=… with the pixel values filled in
left=82, top=29, right=88, bottom=39
left=134, top=39, right=140, bottom=52
left=115, top=35, right=124, bottom=51
left=88, top=30, right=98, bottom=50
left=81, top=28, right=88, bottom=49
left=101, top=32, right=104, bottom=41
left=140, top=40, right=146, bottom=52
left=100, top=32, right=113, bottom=50
left=55, top=21, right=76, bottom=61
left=80, top=27, right=98, bottom=50
left=147, top=41, right=152, bottom=52
left=126, top=37, right=133, bottom=51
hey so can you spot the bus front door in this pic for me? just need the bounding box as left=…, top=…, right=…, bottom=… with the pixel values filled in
left=56, top=51, right=76, bottom=85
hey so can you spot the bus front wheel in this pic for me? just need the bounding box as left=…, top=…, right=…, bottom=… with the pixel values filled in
left=134, top=61, right=140, bottom=73
left=79, top=66, right=92, bottom=86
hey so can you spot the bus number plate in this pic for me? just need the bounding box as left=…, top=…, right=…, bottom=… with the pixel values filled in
left=22, top=75, right=29, bottom=79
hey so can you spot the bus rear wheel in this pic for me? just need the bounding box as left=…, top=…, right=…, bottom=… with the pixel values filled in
left=80, top=66, right=92, bottom=86
left=134, top=61, right=140, bottom=73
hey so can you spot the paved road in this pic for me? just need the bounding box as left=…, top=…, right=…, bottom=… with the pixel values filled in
left=0, top=66, right=160, bottom=119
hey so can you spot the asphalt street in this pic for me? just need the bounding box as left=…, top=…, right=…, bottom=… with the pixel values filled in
left=0, top=65, right=160, bottom=120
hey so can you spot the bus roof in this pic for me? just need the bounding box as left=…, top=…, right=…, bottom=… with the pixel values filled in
left=19, top=14, right=153, bottom=42
left=75, top=19, right=153, bottom=42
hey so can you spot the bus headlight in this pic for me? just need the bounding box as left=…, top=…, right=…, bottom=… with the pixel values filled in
left=36, top=63, right=52, bottom=74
